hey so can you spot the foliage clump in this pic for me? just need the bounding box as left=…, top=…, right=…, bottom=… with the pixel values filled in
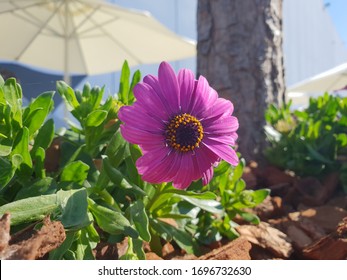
left=0, top=63, right=268, bottom=259
left=265, top=94, right=347, bottom=192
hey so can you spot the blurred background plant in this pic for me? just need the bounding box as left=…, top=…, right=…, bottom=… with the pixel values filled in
left=265, top=93, right=347, bottom=193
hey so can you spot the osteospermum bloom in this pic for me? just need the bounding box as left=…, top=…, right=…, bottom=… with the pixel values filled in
left=118, top=62, right=239, bottom=189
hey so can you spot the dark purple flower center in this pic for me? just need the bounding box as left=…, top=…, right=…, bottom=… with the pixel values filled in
left=165, top=113, right=204, bottom=152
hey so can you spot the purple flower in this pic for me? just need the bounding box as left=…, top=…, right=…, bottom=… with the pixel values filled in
left=118, top=62, right=239, bottom=189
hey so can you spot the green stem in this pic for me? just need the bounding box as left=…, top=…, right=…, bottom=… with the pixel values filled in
left=145, top=183, right=165, bottom=211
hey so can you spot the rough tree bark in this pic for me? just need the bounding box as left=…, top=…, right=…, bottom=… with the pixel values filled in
left=197, top=0, right=285, bottom=162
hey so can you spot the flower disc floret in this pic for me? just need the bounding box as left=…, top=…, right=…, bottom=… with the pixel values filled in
left=166, top=113, right=203, bottom=152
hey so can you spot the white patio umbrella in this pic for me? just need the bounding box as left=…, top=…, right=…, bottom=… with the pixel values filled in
left=287, top=62, right=347, bottom=93
left=0, top=0, right=196, bottom=84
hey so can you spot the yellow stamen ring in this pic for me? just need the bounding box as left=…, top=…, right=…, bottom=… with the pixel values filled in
left=165, top=113, right=204, bottom=152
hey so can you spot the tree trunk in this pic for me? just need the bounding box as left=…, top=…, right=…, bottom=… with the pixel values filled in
left=197, top=0, right=285, bottom=162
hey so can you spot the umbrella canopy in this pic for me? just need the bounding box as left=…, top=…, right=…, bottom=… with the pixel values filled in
left=287, top=62, right=347, bottom=93
left=0, top=0, right=196, bottom=83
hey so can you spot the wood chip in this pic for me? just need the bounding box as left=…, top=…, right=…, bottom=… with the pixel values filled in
left=303, top=217, right=347, bottom=260
left=1, top=215, right=66, bottom=260
left=199, top=238, right=251, bottom=260
left=236, top=222, right=293, bottom=258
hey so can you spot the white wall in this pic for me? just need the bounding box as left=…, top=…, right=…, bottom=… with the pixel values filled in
left=283, top=0, right=347, bottom=87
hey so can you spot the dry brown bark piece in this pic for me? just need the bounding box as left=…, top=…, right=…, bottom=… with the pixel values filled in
left=288, top=211, right=327, bottom=240
left=94, top=242, right=119, bottom=260
left=146, top=252, right=164, bottom=260
left=294, top=173, right=340, bottom=206
left=236, top=222, right=293, bottom=258
left=302, top=217, right=347, bottom=260
left=198, top=238, right=251, bottom=260
left=0, top=215, right=66, bottom=260
left=285, top=225, right=313, bottom=250
left=298, top=206, right=347, bottom=232
left=0, top=213, right=11, bottom=255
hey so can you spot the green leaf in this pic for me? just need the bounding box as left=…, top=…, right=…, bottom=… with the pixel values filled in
left=60, top=161, right=89, bottom=184
left=238, top=211, right=260, bottom=225
left=24, top=91, right=54, bottom=137
left=11, top=127, right=32, bottom=176
left=149, top=187, right=217, bottom=213
left=0, top=141, right=12, bottom=156
left=232, top=158, right=244, bottom=181
left=213, top=161, right=231, bottom=177
left=0, top=189, right=88, bottom=226
left=59, top=189, right=89, bottom=229
left=170, top=190, right=217, bottom=200
left=125, top=144, right=142, bottom=185
left=0, top=157, right=16, bottom=189
left=132, top=238, right=146, bottom=260
left=337, top=133, right=347, bottom=147
left=118, top=61, right=130, bottom=104
left=82, top=83, right=91, bottom=99
left=102, top=157, right=146, bottom=195
left=153, top=220, right=198, bottom=255
left=105, top=130, right=127, bottom=168
left=306, top=143, right=334, bottom=164
left=85, top=110, right=108, bottom=127
left=15, top=177, right=57, bottom=200
left=84, top=220, right=100, bottom=244
left=0, top=193, right=58, bottom=225
left=148, top=192, right=176, bottom=212
left=49, top=231, right=76, bottom=260
left=128, top=70, right=141, bottom=105
left=88, top=198, right=138, bottom=238
left=130, top=200, right=151, bottom=242
left=3, top=78, right=22, bottom=126
left=56, top=81, right=79, bottom=111
left=149, top=218, right=173, bottom=242
left=89, top=86, right=105, bottom=110
left=234, top=179, right=246, bottom=194
left=75, top=229, right=95, bottom=260
left=33, top=147, right=46, bottom=179
left=32, top=119, right=55, bottom=154
left=156, top=213, right=192, bottom=220
left=178, top=196, right=223, bottom=214
left=251, top=189, right=270, bottom=204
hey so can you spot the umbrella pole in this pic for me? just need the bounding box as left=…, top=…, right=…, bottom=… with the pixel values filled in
left=63, top=72, right=71, bottom=86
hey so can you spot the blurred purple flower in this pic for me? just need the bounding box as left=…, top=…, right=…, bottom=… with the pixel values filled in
left=118, top=62, right=238, bottom=189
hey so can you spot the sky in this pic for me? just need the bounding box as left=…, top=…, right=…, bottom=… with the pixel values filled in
left=324, top=0, right=347, bottom=48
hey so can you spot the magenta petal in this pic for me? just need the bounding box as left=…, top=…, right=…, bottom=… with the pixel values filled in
left=202, top=139, right=239, bottom=166
left=203, top=116, right=239, bottom=135
left=141, top=152, right=181, bottom=183
left=172, top=154, right=196, bottom=189
left=188, top=76, right=210, bottom=115
left=202, top=166, right=214, bottom=185
left=193, top=145, right=219, bottom=186
left=118, top=105, right=163, bottom=132
left=133, top=83, right=169, bottom=120
left=136, top=147, right=169, bottom=175
left=143, top=74, right=175, bottom=115
left=205, top=134, right=237, bottom=146
left=178, top=69, right=195, bottom=113
left=136, top=148, right=174, bottom=183
left=120, top=125, right=164, bottom=145
left=158, top=62, right=180, bottom=112
left=201, top=98, right=234, bottom=121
